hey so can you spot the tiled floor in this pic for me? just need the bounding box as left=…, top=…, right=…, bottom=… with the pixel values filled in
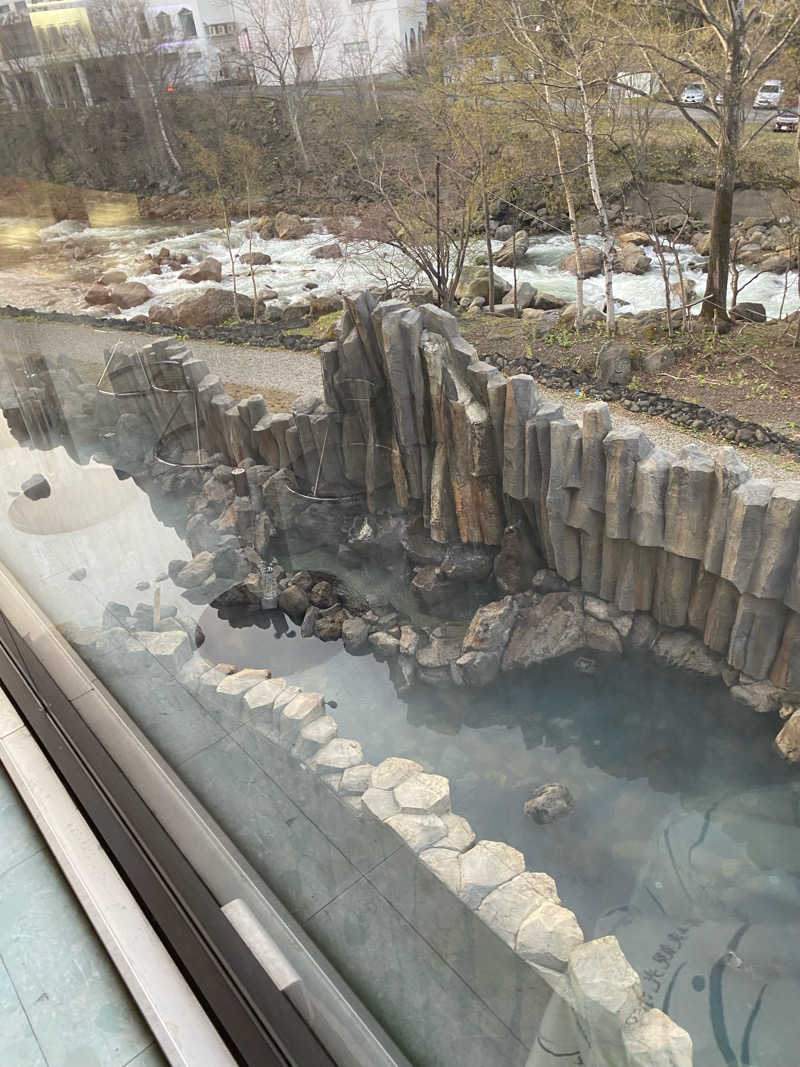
left=0, top=765, right=167, bottom=1067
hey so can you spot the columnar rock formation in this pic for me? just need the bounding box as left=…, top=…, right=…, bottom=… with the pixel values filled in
left=87, top=294, right=800, bottom=703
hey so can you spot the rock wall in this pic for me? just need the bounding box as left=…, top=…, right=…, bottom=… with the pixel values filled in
left=112, top=295, right=800, bottom=704
left=6, top=298, right=800, bottom=706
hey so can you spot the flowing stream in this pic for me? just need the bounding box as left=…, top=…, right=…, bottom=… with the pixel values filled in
left=2, top=215, right=798, bottom=321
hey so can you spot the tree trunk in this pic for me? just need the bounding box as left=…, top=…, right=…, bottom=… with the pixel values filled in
left=285, top=90, right=310, bottom=170
left=141, top=66, right=181, bottom=173
left=577, top=66, right=615, bottom=334
left=701, top=7, right=745, bottom=322
left=542, top=79, right=583, bottom=329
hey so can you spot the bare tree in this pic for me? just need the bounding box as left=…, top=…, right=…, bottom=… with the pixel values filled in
left=82, top=0, right=197, bottom=173
left=234, top=0, right=340, bottom=170
left=619, top=0, right=800, bottom=322
left=352, top=144, right=479, bottom=309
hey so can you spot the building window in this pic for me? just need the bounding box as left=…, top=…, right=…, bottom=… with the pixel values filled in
left=177, top=7, right=196, bottom=39
left=293, top=44, right=314, bottom=82
left=154, top=11, right=172, bottom=38
left=208, top=22, right=236, bottom=37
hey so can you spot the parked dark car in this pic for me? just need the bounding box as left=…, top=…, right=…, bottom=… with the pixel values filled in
left=773, top=106, right=798, bottom=133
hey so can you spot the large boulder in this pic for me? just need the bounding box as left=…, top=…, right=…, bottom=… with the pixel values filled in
left=275, top=212, right=313, bottom=240
left=617, top=231, right=650, bottom=246
left=22, top=473, right=51, bottom=500
left=501, top=282, right=537, bottom=309
left=691, top=232, right=712, bottom=256
left=615, top=245, right=650, bottom=275
left=502, top=592, right=585, bottom=670
left=239, top=251, right=271, bottom=266
left=278, top=584, right=309, bottom=622
left=560, top=246, right=603, bottom=277
left=85, top=283, right=110, bottom=305
left=533, top=291, right=567, bottom=311
left=311, top=242, right=343, bottom=260
left=494, top=229, right=529, bottom=268
left=152, top=287, right=254, bottom=328
left=594, top=340, right=632, bottom=387
left=179, top=256, right=222, bottom=284
left=108, top=281, right=154, bottom=309
left=455, top=266, right=511, bottom=303
left=730, top=302, right=767, bottom=324
left=98, top=268, right=127, bottom=285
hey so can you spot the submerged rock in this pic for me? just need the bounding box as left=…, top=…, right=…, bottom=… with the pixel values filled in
left=22, top=473, right=51, bottom=500
left=342, top=616, right=369, bottom=652
left=278, top=584, right=309, bottom=622
left=524, top=783, right=576, bottom=825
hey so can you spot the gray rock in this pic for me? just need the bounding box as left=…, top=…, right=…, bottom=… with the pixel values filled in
left=524, top=783, right=575, bottom=825
left=503, top=592, right=585, bottom=670
left=69, top=567, right=87, bottom=581
left=394, top=772, right=451, bottom=815
left=516, top=901, right=584, bottom=972
left=453, top=650, right=501, bottom=687
left=631, top=446, right=673, bottom=548
left=775, top=710, right=800, bottom=762
left=568, top=936, right=643, bottom=1054
left=720, top=480, right=774, bottom=593
left=22, top=474, right=50, bottom=500
left=494, top=230, right=529, bottom=268
left=663, top=445, right=715, bottom=560
left=371, top=756, right=423, bottom=791
left=501, top=282, right=537, bottom=309
left=603, top=427, right=653, bottom=540
left=458, top=840, right=526, bottom=908
left=369, top=631, right=401, bottom=658
left=174, top=552, right=214, bottom=588
left=342, top=617, right=369, bottom=652
left=137, top=630, right=192, bottom=673
left=385, top=813, right=447, bottom=852
left=594, top=341, right=632, bottom=387
left=477, top=871, right=559, bottom=947
left=462, top=596, right=517, bottom=654
left=278, top=584, right=309, bottom=622
left=623, top=1008, right=693, bottom=1067
left=560, top=246, right=603, bottom=277
left=440, top=544, right=495, bottom=581
left=494, top=522, right=542, bottom=593
left=748, top=482, right=800, bottom=600
left=730, top=680, right=783, bottom=714
left=703, top=448, right=751, bottom=575
left=300, top=606, right=318, bottom=637
left=653, top=630, right=722, bottom=676
left=730, top=302, right=766, bottom=323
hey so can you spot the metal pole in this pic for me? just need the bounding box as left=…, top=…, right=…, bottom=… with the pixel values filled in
left=435, top=154, right=442, bottom=307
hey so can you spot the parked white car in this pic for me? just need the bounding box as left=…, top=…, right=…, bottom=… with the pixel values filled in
left=680, top=83, right=707, bottom=105
left=754, top=81, right=784, bottom=109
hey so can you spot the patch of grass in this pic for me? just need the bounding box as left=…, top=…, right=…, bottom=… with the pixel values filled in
left=286, top=310, right=342, bottom=340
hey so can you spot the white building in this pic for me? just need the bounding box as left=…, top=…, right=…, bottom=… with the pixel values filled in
left=0, top=0, right=430, bottom=109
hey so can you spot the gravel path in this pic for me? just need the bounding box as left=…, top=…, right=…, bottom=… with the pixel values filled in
left=2, top=319, right=323, bottom=400
left=4, top=318, right=797, bottom=480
